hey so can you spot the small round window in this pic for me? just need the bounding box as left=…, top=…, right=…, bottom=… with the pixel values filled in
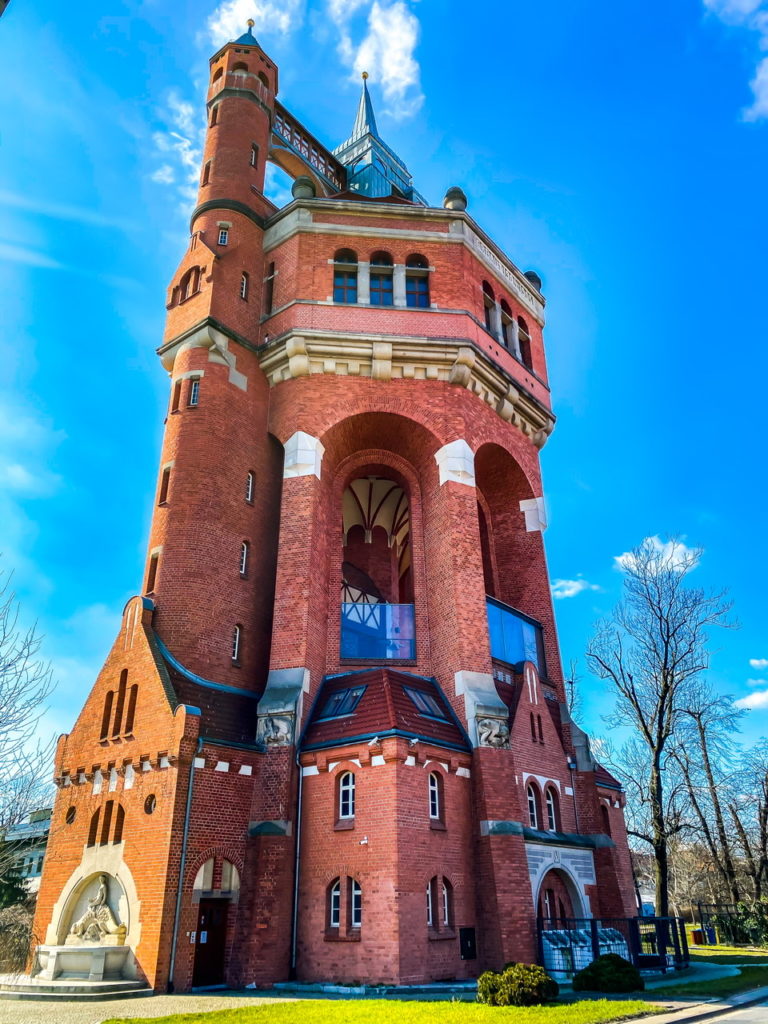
left=65, top=806, right=76, bottom=825
left=144, top=794, right=157, bottom=815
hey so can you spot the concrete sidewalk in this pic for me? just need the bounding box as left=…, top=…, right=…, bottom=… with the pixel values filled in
left=645, top=985, right=768, bottom=1024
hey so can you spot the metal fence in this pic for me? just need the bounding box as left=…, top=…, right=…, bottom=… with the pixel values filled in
left=537, top=916, right=689, bottom=980
left=696, top=903, right=761, bottom=946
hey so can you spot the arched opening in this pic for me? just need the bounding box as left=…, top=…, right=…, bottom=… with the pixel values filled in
left=545, top=786, right=560, bottom=831
left=340, top=475, right=414, bottom=660
left=482, top=280, right=495, bottom=333
left=526, top=782, right=542, bottom=829
left=405, top=253, right=429, bottom=307
left=258, top=71, right=269, bottom=89
left=537, top=867, right=584, bottom=921
left=500, top=299, right=514, bottom=348
left=601, top=803, right=612, bottom=836
left=518, top=315, right=533, bottom=370
left=231, top=61, right=249, bottom=74
left=333, top=249, right=358, bottom=304
left=370, top=250, right=394, bottom=306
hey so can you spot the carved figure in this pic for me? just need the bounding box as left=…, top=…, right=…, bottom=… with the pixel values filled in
left=69, top=874, right=127, bottom=945
left=477, top=717, right=510, bottom=748
left=258, top=715, right=292, bottom=746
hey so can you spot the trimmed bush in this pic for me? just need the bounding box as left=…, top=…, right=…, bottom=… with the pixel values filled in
left=477, top=963, right=559, bottom=1006
left=573, top=953, right=644, bottom=993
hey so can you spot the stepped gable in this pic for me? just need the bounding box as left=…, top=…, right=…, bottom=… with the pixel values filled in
left=302, top=668, right=470, bottom=751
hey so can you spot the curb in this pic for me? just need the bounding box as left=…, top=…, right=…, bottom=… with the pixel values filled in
left=644, top=985, right=768, bottom=1024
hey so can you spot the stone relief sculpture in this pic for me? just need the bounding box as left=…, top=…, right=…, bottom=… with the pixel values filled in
left=477, top=717, right=510, bottom=748
left=257, top=715, right=293, bottom=746
left=67, top=874, right=127, bottom=946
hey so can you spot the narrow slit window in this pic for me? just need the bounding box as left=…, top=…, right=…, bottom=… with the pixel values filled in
left=146, top=554, right=159, bottom=593
left=171, top=380, right=182, bottom=413
left=239, top=541, right=249, bottom=577
left=232, top=624, right=242, bottom=662
left=264, top=262, right=276, bottom=314
left=350, top=879, right=362, bottom=928
left=210, top=105, right=219, bottom=127
left=124, top=684, right=138, bottom=735
left=100, top=800, right=114, bottom=845
left=442, top=879, right=452, bottom=927
left=245, top=471, right=255, bottom=503
left=112, top=669, right=128, bottom=738
left=202, top=161, right=211, bottom=186
left=240, top=272, right=249, bottom=300
left=188, top=378, right=200, bottom=406
left=426, top=879, right=434, bottom=926
left=158, top=467, right=171, bottom=504
left=546, top=788, right=558, bottom=831
left=87, top=809, right=100, bottom=847
left=99, top=691, right=114, bottom=742
left=428, top=772, right=441, bottom=820
left=250, top=143, right=259, bottom=168
left=329, top=878, right=341, bottom=928
left=113, top=805, right=125, bottom=844
left=527, top=785, right=538, bottom=829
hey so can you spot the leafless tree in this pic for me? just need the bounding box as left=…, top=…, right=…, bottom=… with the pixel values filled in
left=0, top=569, right=55, bottom=885
left=586, top=538, right=733, bottom=917
left=565, top=658, right=583, bottom=720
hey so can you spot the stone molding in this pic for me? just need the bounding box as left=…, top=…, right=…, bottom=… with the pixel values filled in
left=520, top=496, right=548, bottom=531
left=283, top=431, right=325, bottom=479
left=434, top=439, right=475, bottom=487
left=260, top=331, right=556, bottom=448
left=158, top=321, right=247, bottom=390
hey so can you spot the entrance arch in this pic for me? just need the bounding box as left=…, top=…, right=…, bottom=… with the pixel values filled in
left=536, top=867, right=585, bottom=921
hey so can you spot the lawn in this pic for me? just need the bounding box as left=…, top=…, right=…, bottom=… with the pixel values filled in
left=652, top=964, right=768, bottom=999
left=689, top=945, right=768, bottom=964
left=103, top=998, right=656, bottom=1024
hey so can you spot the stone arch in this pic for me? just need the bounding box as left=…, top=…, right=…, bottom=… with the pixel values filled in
left=535, top=866, right=585, bottom=920
left=47, top=857, right=140, bottom=950
left=186, top=846, right=245, bottom=892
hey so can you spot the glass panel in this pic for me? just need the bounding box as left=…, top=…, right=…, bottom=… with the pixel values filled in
left=404, top=686, right=446, bottom=719
left=319, top=686, right=366, bottom=720
left=370, top=273, right=393, bottom=306
left=340, top=603, right=415, bottom=660
left=486, top=598, right=544, bottom=674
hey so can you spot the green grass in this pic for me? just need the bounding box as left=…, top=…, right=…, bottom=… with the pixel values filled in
left=652, top=964, right=768, bottom=999
left=103, top=998, right=656, bottom=1024
left=689, top=945, right=768, bottom=964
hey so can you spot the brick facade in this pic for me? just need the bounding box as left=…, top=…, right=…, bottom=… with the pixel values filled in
left=32, top=23, right=636, bottom=992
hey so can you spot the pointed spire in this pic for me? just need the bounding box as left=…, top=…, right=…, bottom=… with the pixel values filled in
left=235, top=18, right=259, bottom=45
left=352, top=72, right=379, bottom=142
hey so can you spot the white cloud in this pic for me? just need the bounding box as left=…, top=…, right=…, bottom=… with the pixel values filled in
left=0, top=190, right=134, bottom=232
left=614, top=536, right=699, bottom=573
left=750, top=658, right=768, bottom=669
left=747, top=677, right=768, bottom=686
left=150, top=165, right=176, bottom=185
left=703, top=0, right=768, bottom=119
left=0, top=242, right=66, bottom=271
left=341, top=1, right=423, bottom=119
left=551, top=577, right=601, bottom=600
left=207, top=0, right=304, bottom=44
left=150, top=92, right=206, bottom=212
left=735, top=689, right=768, bottom=709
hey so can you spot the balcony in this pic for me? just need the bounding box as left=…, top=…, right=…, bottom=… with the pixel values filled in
left=486, top=597, right=545, bottom=675
left=340, top=602, right=415, bottom=661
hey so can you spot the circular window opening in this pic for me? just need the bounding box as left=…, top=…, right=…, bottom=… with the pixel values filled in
left=65, top=806, right=76, bottom=825
left=144, top=794, right=157, bottom=815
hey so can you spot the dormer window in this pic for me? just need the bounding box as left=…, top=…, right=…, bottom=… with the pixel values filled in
left=318, top=686, right=366, bottom=719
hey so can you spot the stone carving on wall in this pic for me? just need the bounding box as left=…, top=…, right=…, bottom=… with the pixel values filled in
left=66, top=874, right=127, bottom=946
left=257, top=714, right=293, bottom=746
left=477, top=717, right=510, bottom=748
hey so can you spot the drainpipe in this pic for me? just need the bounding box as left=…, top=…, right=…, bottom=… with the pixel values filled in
left=168, top=736, right=202, bottom=993
left=290, top=750, right=304, bottom=977
left=567, top=758, right=580, bottom=833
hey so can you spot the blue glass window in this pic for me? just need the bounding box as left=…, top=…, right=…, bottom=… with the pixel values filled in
left=333, top=270, right=357, bottom=304
left=404, top=687, right=446, bottom=719
left=370, top=272, right=393, bottom=306
left=318, top=685, right=366, bottom=719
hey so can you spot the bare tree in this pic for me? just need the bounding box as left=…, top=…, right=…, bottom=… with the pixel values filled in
left=565, top=658, right=584, bottom=721
left=0, top=570, right=55, bottom=885
left=586, top=538, right=733, bottom=917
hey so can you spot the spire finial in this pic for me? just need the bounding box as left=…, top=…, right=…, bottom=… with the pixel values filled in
left=247, top=18, right=255, bottom=27
left=362, top=71, right=369, bottom=81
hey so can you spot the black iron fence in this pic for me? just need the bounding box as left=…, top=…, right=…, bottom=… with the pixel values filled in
left=537, top=916, right=689, bottom=980
left=696, top=903, right=764, bottom=946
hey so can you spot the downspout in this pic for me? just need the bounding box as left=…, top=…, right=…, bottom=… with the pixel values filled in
left=567, top=758, right=580, bottom=834
left=168, top=735, right=203, bottom=992
left=290, top=748, right=304, bottom=977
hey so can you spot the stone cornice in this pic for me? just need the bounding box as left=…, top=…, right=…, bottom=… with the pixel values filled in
left=262, top=200, right=546, bottom=325
left=258, top=329, right=556, bottom=448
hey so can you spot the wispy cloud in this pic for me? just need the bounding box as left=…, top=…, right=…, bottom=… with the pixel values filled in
left=747, top=677, right=768, bottom=686
left=150, top=91, right=206, bottom=211
left=703, top=0, right=768, bottom=119
left=735, top=689, right=768, bottom=709
left=750, top=658, right=768, bottom=669
left=207, top=0, right=305, bottom=42
left=0, top=191, right=135, bottom=232
left=551, top=577, right=601, bottom=600
left=614, top=536, right=699, bottom=573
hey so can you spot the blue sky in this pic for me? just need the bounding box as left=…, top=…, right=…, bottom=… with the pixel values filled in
left=1, top=0, right=767, bottom=752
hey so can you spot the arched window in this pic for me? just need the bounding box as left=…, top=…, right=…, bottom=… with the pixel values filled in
left=258, top=71, right=269, bottom=88
left=245, top=471, right=255, bottom=503
left=428, top=771, right=442, bottom=821
left=530, top=711, right=537, bottom=741
left=113, top=804, right=125, bottom=844
left=179, top=266, right=201, bottom=302
left=518, top=316, right=533, bottom=370
left=232, top=61, right=249, bottom=74
left=350, top=878, right=362, bottom=928
left=482, top=280, right=495, bottom=333
left=231, top=624, right=242, bottom=663
left=500, top=299, right=514, bottom=348
left=405, top=254, right=429, bottom=307
left=193, top=858, right=214, bottom=891
left=100, top=800, right=114, bottom=845
left=87, top=809, right=100, bottom=847
left=601, top=803, right=612, bottom=836
left=112, top=670, right=128, bottom=739
left=124, top=684, right=138, bottom=735
left=537, top=714, right=544, bottom=744
left=100, top=691, right=114, bottom=742
left=545, top=787, right=559, bottom=831
left=212, top=67, right=223, bottom=83
left=221, top=859, right=241, bottom=892
left=426, top=878, right=434, bottom=926
left=210, top=105, right=219, bottom=127
left=527, top=784, right=539, bottom=829
left=442, top=878, right=453, bottom=927
left=333, top=249, right=358, bottom=304
left=338, top=771, right=355, bottom=819
left=329, top=878, right=341, bottom=928
left=370, top=251, right=393, bottom=306
left=240, top=272, right=249, bottom=300
left=239, top=541, right=249, bottom=577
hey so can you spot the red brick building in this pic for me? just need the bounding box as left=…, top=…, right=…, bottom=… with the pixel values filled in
left=32, top=23, right=636, bottom=991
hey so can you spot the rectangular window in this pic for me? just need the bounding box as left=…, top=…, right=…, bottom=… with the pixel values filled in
left=250, top=144, right=259, bottom=168
left=218, top=228, right=229, bottom=245
left=318, top=686, right=366, bottom=720
left=232, top=625, right=242, bottom=662
left=188, top=378, right=200, bottom=406
left=146, top=554, right=159, bottom=593
left=330, top=884, right=340, bottom=928
left=369, top=273, right=393, bottom=306
left=171, top=379, right=182, bottom=413
left=264, top=261, right=276, bottom=314
left=240, top=272, right=249, bottom=300
left=202, top=161, right=211, bottom=186
left=333, top=270, right=357, bottom=304
left=406, top=275, right=429, bottom=308
left=158, top=467, right=171, bottom=504
left=405, top=686, right=446, bottom=719
left=350, top=879, right=362, bottom=928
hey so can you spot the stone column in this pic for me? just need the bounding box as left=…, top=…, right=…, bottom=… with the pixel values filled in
left=509, top=317, right=522, bottom=360
left=393, top=264, right=406, bottom=307
left=357, top=261, right=370, bottom=304
left=491, top=301, right=503, bottom=342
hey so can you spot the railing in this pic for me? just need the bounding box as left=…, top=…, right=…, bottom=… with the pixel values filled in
left=537, top=916, right=689, bottom=980
left=340, top=602, right=415, bottom=661
left=273, top=103, right=346, bottom=192
left=486, top=597, right=545, bottom=675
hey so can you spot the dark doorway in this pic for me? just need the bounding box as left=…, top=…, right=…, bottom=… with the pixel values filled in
left=192, top=899, right=228, bottom=987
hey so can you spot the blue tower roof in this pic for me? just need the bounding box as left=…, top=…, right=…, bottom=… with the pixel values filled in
left=234, top=20, right=259, bottom=46
left=333, top=74, right=425, bottom=205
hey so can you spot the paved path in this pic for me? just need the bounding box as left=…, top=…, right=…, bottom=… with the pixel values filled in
left=705, top=1002, right=768, bottom=1021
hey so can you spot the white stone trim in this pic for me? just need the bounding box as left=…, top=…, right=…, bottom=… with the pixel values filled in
left=193, top=757, right=206, bottom=769
left=172, top=369, right=206, bottom=383
left=404, top=755, right=416, bottom=767
left=214, top=761, right=229, bottom=772
left=456, top=767, right=471, bottom=779
left=434, top=439, right=476, bottom=487
left=283, top=431, right=325, bottom=479
left=301, top=765, right=320, bottom=777
left=520, top=496, right=547, bottom=532
left=371, top=755, right=386, bottom=767
left=239, top=765, right=253, bottom=776
left=523, top=772, right=561, bottom=793
left=525, top=842, right=595, bottom=918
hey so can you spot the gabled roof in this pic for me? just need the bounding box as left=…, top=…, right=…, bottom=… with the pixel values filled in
left=301, top=668, right=470, bottom=752
left=594, top=763, right=624, bottom=791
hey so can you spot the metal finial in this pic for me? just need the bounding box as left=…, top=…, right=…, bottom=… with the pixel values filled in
left=247, top=18, right=255, bottom=27
left=362, top=71, right=369, bottom=80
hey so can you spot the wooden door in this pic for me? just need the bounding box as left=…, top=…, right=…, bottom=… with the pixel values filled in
left=192, top=899, right=228, bottom=987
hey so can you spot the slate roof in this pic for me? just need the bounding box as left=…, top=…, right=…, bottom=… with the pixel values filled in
left=594, top=763, right=624, bottom=791
left=301, top=668, right=470, bottom=752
